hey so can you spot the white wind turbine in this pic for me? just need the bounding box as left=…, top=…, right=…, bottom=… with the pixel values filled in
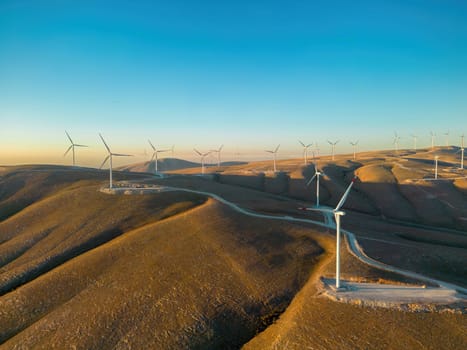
left=457, top=147, right=465, bottom=170
left=444, top=131, right=450, bottom=147
left=148, top=140, right=169, bottom=173
left=265, top=144, right=280, bottom=172
left=99, top=133, right=133, bottom=189
left=349, top=140, right=359, bottom=160
left=194, top=149, right=211, bottom=174
left=459, top=134, right=465, bottom=170
left=434, top=155, right=439, bottom=179
left=210, top=145, right=224, bottom=167
left=314, top=143, right=320, bottom=158
left=327, top=140, right=339, bottom=161
left=411, top=134, right=418, bottom=151
left=299, top=140, right=313, bottom=165
left=430, top=131, right=436, bottom=150
left=393, top=132, right=401, bottom=154
left=305, top=163, right=326, bottom=207
left=300, top=176, right=358, bottom=289
left=64, top=131, right=88, bottom=166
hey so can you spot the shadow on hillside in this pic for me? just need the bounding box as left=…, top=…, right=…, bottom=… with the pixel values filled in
left=214, top=171, right=467, bottom=231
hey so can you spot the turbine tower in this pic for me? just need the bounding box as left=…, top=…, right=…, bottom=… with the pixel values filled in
left=460, top=134, right=465, bottom=148
left=194, top=149, right=211, bottom=174
left=210, top=145, right=224, bottom=167
left=300, top=176, right=358, bottom=289
left=298, top=140, right=313, bottom=165
left=457, top=148, right=465, bottom=170
left=64, top=131, right=87, bottom=166
left=411, top=134, right=418, bottom=151
left=349, top=140, right=359, bottom=160
left=265, top=144, right=280, bottom=172
left=393, top=132, right=401, bottom=154
left=434, top=155, right=439, bottom=179
left=99, top=133, right=132, bottom=189
left=148, top=140, right=169, bottom=173
left=430, top=131, right=436, bottom=150
left=327, top=140, right=339, bottom=161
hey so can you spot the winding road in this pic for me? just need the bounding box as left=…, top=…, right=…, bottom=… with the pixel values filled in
left=111, top=183, right=467, bottom=301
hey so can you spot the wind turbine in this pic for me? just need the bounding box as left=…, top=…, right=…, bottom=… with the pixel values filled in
left=64, top=131, right=87, bottom=166
left=431, top=131, right=436, bottom=149
left=313, top=143, right=320, bottom=158
left=300, top=176, right=358, bottom=289
left=349, top=140, right=359, bottom=160
left=444, top=131, right=450, bottom=147
left=411, top=134, right=418, bottom=151
left=194, top=149, right=211, bottom=174
left=99, top=133, right=132, bottom=189
left=460, top=134, right=465, bottom=148
left=148, top=140, right=169, bottom=173
left=210, top=145, right=224, bottom=167
left=393, top=132, right=401, bottom=154
left=434, top=155, right=439, bottom=179
left=299, top=140, right=313, bottom=165
left=305, top=163, right=326, bottom=207
left=327, top=140, right=339, bottom=161
left=457, top=148, right=465, bottom=170
left=265, top=144, right=280, bottom=172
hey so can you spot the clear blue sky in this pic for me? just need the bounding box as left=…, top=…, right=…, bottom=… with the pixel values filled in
left=1, top=0, right=466, bottom=166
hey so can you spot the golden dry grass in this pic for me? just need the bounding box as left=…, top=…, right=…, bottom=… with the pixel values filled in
left=0, top=164, right=465, bottom=349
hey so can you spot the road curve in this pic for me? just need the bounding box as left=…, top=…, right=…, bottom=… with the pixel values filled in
left=113, top=183, right=467, bottom=297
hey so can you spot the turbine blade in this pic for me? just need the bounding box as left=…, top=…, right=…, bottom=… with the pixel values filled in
left=275, top=144, right=280, bottom=153
left=194, top=148, right=202, bottom=156
left=99, top=155, right=110, bottom=169
left=219, top=144, right=224, bottom=152
left=335, top=176, right=358, bottom=211
left=65, top=130, right=73, bottom=144
left=64, top=145, right=73, bottom=157
left=327, top=140, right=332, bottom=145
left=113, top=153, right=133, bottom=157
left=151, top=152, right=156, bottom=161
left=306, top=173, right=317, bottom=186
left=148, top=139, right=156, bottom=151
left=99, top=133, right=111, bottom=153
left=74, top=144, right=88, bottom=147
left=307, top=143, right=312, bottom=148
left=298, top=140, right=305, bottom=147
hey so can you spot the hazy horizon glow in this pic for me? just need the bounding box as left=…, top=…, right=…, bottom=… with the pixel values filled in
left=1, top=1, right=466, bottom=166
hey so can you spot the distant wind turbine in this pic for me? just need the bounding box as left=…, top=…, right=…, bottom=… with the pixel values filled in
left=305, top=163, right=326, bottom=207
left=393, top=132, right=401, bottom=154
left=456, top=147, right=465, bottom=170
left=148, top=140, right=169, bottom=173
left=64, top=131, right=87, bottom=166
left=265, top=144, right=280, bottom=172
left=99, top=133, right=133, bottom=189
left=171, top=144, right=175, bottom=158
left=430, top=131, right=436, bottom=150
left=434, top=155, right=439, bottom=180
left=460, top=134, right=465, bottom=148
left=411, top=134, right=418, bottom=151
left=194, top=149, right=211, bottom=174
left=299, top=140, right=313, bottom=165
left=210, top=145, right=224, bottom=167
left=444, top=131, right=450, bottom=147
left=327, top=140, right=339, bottom=161
left=300, top=176, right=358, bottom=289
left=349, top=140, right=359, bottom=160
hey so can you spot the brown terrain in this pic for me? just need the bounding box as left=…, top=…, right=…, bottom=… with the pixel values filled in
left=0, top=146, right=466, bottom=349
